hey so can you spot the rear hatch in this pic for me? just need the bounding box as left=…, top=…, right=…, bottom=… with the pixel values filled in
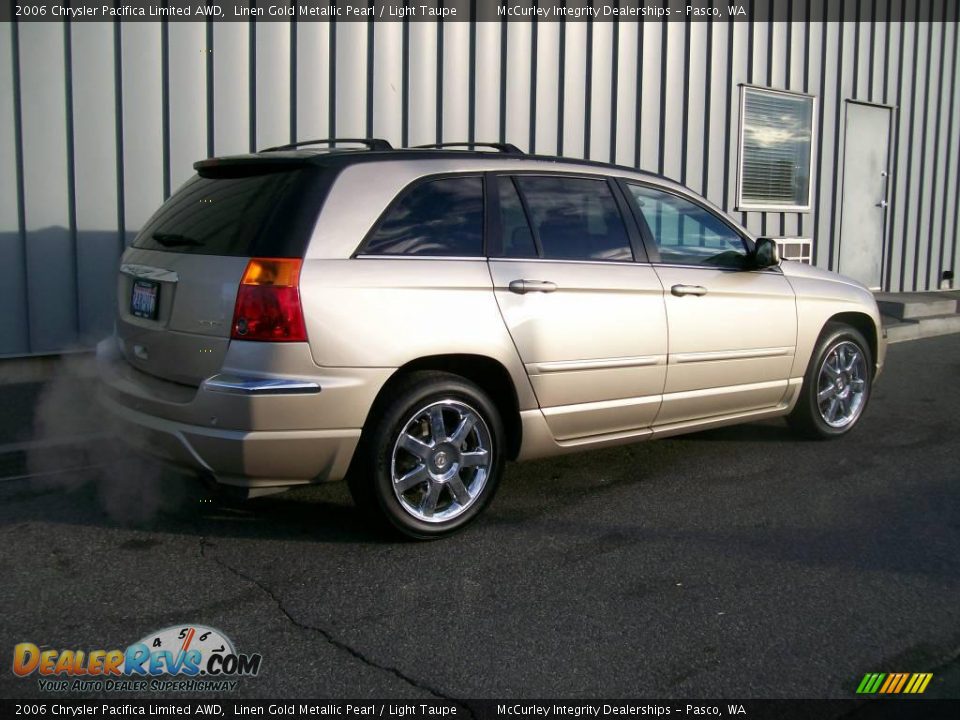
left=115, top=156, right=331, bottom=386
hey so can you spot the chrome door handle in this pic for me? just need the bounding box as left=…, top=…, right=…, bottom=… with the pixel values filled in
left=508, top=279, right=558, bottom=294
left=876, top=200, right=888, bottom=208
left=671, top=284, right=708, bottom=297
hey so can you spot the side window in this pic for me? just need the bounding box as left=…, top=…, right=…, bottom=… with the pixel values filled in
left=626, top=185, right=748, bottom=268
left=497, top=177, right=538, bottom=258
left=363, top=176, right=484, bottom=256
left=514, top=176, right=633, bottom=262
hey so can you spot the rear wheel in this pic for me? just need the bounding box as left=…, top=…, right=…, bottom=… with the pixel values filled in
left=348, top=371, right=505, bottom=539
left=788, top=322, right=873, bottom=439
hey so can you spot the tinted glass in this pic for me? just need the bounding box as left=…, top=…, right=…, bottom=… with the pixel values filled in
left=514, top=177, right=632, bottom=261
left=133, top=168, right=312, bottom=257
left=627, top=185, right=748, bottom=267
left=498, top=177, right=537, bottom=258
left=364, top=176, right=484, bottom=256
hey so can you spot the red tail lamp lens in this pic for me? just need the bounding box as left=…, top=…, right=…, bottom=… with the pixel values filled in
left=231, top=258, right=307, bottom=342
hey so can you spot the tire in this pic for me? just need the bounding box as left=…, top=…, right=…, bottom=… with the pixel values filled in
left=347, top=371, right=506, bottom=540
left=788, top=322, right=873, bottom=439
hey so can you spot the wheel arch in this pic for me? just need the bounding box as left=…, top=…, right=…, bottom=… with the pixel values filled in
left=824, top=311, right=879, bottom=377
left=362, top=354, right=523, bottom=460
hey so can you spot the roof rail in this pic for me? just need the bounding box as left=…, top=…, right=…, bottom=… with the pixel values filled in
left=411, top=142, right=524, bottom=154
left=261, top=138, right=394, bottom=152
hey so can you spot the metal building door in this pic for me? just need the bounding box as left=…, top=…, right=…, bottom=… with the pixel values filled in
left=838, top=102, right=892, bottom=290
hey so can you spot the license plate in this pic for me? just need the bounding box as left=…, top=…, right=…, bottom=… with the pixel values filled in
left=130, top=279, right=160, bottom=320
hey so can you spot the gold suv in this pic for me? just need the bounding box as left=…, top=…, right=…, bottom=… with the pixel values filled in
left=98, top=139, right=885, bottom=538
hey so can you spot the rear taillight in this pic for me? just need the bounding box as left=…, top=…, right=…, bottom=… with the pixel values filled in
left=231, top=258, right=307, bottom=342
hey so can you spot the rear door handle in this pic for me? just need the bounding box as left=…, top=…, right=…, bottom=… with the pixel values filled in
left=509, top=279, right=558, bottom=294
left=671, top=284, right=708, bottom=297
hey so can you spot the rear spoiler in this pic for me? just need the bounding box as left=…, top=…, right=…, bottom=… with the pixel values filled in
left=193, top=155, right=313, bottom=178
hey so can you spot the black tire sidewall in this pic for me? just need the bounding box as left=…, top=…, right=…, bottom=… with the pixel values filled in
left=800, top=325, right=873, bottom=438
left=368, top=375, right=505, bottom=539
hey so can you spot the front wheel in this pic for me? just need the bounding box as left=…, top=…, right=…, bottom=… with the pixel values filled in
left=348, top=371, right=505, bottom=539
left=788, top=322, right=873, bottom=439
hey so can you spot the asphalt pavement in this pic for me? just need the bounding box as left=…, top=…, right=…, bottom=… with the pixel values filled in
left=0, top=335, right=958, bottom=701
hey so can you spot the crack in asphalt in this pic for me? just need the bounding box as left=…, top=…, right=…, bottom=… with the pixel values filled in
left=198, top=537, right=463, bottom=705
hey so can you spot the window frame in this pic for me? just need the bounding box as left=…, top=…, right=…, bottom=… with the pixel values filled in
left=619, top=179, right=774, bottom=272
left=487, top=171, right=648, bottom=264
left=353, top=172, right=488, bottom=259
left=736, top=84, right=817, bottom=213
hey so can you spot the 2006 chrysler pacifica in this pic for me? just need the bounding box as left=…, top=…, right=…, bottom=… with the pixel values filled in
left=98, top=139, right=885, bottom=538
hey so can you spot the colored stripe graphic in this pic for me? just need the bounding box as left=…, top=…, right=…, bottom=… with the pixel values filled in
left=858, top=672, right=933, bottom=694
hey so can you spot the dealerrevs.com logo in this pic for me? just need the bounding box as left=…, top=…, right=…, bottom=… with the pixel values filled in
left=12, top=624, right=262, bottom=693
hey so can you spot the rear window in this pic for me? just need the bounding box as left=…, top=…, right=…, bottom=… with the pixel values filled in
left=513, top=176, right=633, bottom=262
left=132, top=166, right=323, bottom=257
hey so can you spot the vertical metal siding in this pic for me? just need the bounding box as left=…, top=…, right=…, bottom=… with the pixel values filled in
left=0, top=22, right=29, bottom=356
left=2, top=9, right=960, bottom=357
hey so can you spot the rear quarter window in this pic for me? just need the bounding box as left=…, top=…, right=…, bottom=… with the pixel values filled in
left=132, top=165, right=325, bottom=258
left=361, top=176, right=485, bottom=257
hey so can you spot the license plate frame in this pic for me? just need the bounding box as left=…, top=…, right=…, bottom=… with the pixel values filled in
left=130, top=279, right=160, bottom=320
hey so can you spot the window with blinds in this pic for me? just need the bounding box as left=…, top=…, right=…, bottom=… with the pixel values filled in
left=738, top=87, right=815, bottom=210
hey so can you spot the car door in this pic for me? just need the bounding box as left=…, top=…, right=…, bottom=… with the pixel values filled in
left=622, top=182, right=798, bottom=426
left=487, top=173, right=669, bottom=442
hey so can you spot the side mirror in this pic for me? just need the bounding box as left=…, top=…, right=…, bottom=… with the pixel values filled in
left=753, top=237, right=781, bottom=269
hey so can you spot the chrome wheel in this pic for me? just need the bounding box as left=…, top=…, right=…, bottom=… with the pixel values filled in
left=817, top=340, right=868, bottom=428
left=390, top=399, right=493, bottom=523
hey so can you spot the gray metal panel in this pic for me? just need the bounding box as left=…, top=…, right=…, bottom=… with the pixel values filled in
left=705, top=21, right=729, bottom=206
left=942, top=16, right=960, bottom=285
left=612, top=19, right=637, bottom=167
left=168, top=23, right=207, bottom=189
left=0, top=22, right=29, bottom=356
left=474, top=22, right=501, bottom=143
left=335, top=21, right=366, bottom=138
left=814, top=20, right=840, bottom=270
left=370, top=22, right=400, bottom=144
left=213, top=21, right=251, bottom=156
left=120, top=23, right=164, bottom=233
left=685, top=21, right=707, bottom=193
left=638, top=21, right=662, bottom=173
left=661, top=22, right=684, bottom=182
left=829, top=20, right=857, bottom=273
left=505, top=20, right=532, bottom=151
left=535, top=21, right=561, bottom=156
left=71, top=22, right=120, bottom=346
left=255, top=21, right=290, bottom=150
left=901, top=20, right=928, bottom=290
left=442, top=22, right=471, bottom=144
left=407, top=22, right=437, bottom=146
left=561, top=21, right=587, bottom=158
left=19, top=23, right=77, bottom=353
left=588, top=20, right=613, bottom=163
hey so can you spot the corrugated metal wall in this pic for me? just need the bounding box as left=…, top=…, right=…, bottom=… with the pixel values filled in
left=2, top=8, right=959, bottom=357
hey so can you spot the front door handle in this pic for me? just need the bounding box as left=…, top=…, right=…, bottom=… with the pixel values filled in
left=876, top=200, right=888, bottom=209
left=671, top=284, right=708, bottom=297
left=509, top=279, right=558, bottom=294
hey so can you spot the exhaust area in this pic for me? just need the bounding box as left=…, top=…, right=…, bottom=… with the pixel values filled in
left=16, top=351, right=201, bottom=525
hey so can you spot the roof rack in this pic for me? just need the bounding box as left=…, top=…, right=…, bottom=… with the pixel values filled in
left=411, top=142, right=524, bottom=155
left=261, top=138, right=394, bottom=152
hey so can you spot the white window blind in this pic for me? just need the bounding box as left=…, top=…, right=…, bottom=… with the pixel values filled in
left=739, top=88, right=815, bottom=210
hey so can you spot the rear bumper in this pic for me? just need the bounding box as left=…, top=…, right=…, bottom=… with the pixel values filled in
left=97, top=338, right=389, bottom=488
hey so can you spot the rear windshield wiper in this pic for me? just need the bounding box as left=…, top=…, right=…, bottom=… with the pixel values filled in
left=151, top=232, right=203, bottom=248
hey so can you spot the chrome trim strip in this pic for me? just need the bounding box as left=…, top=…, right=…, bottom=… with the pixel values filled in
left=671, top=346, right=794, bottom=364
left=531, top=355, right=662, bottom=373
left=120, top=264, right=180, bottom=283
left=202, top=374, right=322, bottom=395
left=353, top=255, right=486, bottom=261
left=541, top=394, right=662, bottom=417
